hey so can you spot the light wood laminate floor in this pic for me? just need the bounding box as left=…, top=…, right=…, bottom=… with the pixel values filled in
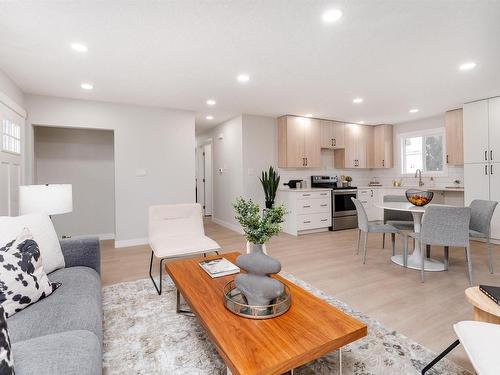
left=101, top=218, right=500, bottom=372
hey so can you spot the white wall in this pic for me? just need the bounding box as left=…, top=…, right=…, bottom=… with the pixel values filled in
left=0, top=68, right=25, bottom=110
left=34, top=126, right=115, bottom=239
left=25, top=95, right=196, bottom=246
left=242, top=114, right=277, bottom=205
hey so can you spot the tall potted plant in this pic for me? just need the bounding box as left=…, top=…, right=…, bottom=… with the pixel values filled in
left=259, top=166, right=280, bottom=209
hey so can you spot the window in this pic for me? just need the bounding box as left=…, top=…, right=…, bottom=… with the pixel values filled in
left=2, top=119, right=21, bottom=154
left=400, top=129, right=444, bottom=174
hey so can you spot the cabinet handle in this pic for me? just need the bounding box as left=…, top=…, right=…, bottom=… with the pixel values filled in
left=302, top=193, right=311, bottom=197
left=333, top=138, right=336, bottom=147
left=446, top=155, right=449, bottom=163
left=382, top=159, right=385, bottom=167
left=370, top=190, right=373, bottom=197
left=485, top=165, right=488, bottom=175
left=491, top=150, right=494, bottom=161
left=485, top=150, right=488, bottom=161
left=305, top=157, right=308, bottom=166
left=303, top=205, right=311, bottom=208
left=491, top=164, right=494, bottom=175
left=320, top=219, right=328, bottom=222
left=320, top=193, right=327, bottom=196
left=303, top=220, right=311, bottom=224
left=320, top=204, right=328, bottom=207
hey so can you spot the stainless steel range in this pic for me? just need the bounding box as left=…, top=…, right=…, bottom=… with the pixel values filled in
left=311, top=176, right=358, bottom=231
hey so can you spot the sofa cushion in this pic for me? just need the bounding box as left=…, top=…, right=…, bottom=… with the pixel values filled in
left=7, top=266, right=102, bottom=344
left=12, top=330, right=101, bottom=375
left=0, top=229, right=61, bottom=317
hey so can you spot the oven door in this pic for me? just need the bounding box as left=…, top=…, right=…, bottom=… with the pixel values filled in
left=333, top=190, right=357, bottom=217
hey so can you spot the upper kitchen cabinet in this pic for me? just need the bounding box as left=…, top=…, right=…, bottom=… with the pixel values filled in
left=320, top=120, right=345, bottom=149
left=278, top=115, right=321, bottom=168
left=463, top=100, right=489, bottom=163
left=334, top=124, right=374, bottom=169
left=373, top=124, right=393, bottom=168
left=445, top=108, right=464, bottom=165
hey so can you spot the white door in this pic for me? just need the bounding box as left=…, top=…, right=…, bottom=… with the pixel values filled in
left=464, top=163, right=490, bottom=206
left=463, top=100, right=489, bottom=164
left=488, top=97, right=500, bottom=163
left=489, top=162, right=500, bottom=239
left=203, top=143, right=213, bottom=216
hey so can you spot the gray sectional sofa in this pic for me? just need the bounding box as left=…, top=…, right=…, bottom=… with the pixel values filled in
left=7, top=237, right=102, bottom=375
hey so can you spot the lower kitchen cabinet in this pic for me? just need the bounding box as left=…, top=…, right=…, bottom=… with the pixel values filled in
left=277, top=189, right=332, bottom=236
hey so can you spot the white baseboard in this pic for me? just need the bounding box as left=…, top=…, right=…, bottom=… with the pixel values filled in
left=114, top=237, right=149, bottom=248
left=67, top=233, right=115, bottom=241
left=211, top=217, right=244, bottom=234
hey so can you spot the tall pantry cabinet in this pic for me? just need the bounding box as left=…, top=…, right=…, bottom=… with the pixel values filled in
left=463, top=96, right=500, bottom=239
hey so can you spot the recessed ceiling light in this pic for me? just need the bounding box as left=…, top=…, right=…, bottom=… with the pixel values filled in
left=322, top=9, right=343, bottom=23
left=206, top=115, right=214, bottom=120
left=409, top=108, right=419, bottom=113
left=237, top=74, right=250, bottom=83
left=71, top=42, right=88, bottom=53
left=353, top=97, right=363, bottom=104
left=358, top=121, right=365, bottom=124
left=80, top=83, right=93, bottom=90
left=305, top=113, right=313, bottom=118
left=459, top=62, right=477, bottom=71
left=206, top=99, right=216, bottom=106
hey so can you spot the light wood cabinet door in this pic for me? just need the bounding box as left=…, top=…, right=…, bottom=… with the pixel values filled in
left=357, top=125, right=374, bottom=168
left=445, top=109, right=464, bottom=165
left=332, top=121, right=345, bottom=148
left=373, top=125, right=393, bottom=168
left=343, top=124, right=358, bottom=168
left=488, top=97, right=500, bottom=163
left=304, top=118, right=321, bottom=167
left=286, top=116, right=307, bottom=168
left=464, top=100, right=489, bottom=164
left=320, top=120, right=334, bottom=149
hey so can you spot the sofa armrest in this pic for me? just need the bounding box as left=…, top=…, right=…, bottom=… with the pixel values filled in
left=59, top=237, right=101, bottom=275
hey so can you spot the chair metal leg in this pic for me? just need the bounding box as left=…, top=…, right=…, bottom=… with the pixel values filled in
left=465, top=246, right=473, bottom=286
left=487, top=237, right=493, bottom=274
left=382, top=232, right=385, bottom=248
left=149, top=251, right=165, bottom=295
left=403, top=236, right=408, bottom=267
left=421, top=241, right=425, bottom=283
left=391, top=233, right=396, bottom=256
left=362, top=232, right=368, bottom=264
left=356, top=229, right=361, bottom=255
left=426, top=244, right=431, bottom=258
left=444, top=246, right=449, bottom=271
left=176, top=289, right=195, bottom=316
left=421, top=339, right=460, bottom=374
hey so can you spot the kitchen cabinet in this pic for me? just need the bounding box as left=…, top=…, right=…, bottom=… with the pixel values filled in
left=358, top=188, right=380, bottom=221
left=320, top=120, right=345, bottom=149
left=463, top=96, right=500, bottom=239
left=445, top=108, right=464, bottom=165
left=278, top=189, right=332, bottom=235
left=278, top=115, right=321, bottom=168
left=334, top=124, right=373, bottom=169
left=373, top=124, right=393, bottom=168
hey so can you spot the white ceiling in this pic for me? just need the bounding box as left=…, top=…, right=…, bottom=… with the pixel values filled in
left=1, top=1, right=499, bottom=133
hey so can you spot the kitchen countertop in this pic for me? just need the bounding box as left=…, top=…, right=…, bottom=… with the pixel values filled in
left=357, top=185, right=464, bottom=192
left=278, top=187, right=332, bottom=192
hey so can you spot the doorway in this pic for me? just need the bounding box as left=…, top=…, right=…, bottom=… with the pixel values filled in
left=196, top=142, right=213, bottom=216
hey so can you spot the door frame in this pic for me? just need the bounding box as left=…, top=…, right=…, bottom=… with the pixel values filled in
left=196, top=139, right=213, bottom=216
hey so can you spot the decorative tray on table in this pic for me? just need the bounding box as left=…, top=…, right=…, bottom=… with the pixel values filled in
left=223, top=280, right=291, bottom=320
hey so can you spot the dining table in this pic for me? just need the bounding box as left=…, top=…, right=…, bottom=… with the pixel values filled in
left=375, top=201, right=446, bottom=272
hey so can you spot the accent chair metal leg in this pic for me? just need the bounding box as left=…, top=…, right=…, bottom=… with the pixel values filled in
left=444, top=246, right=449, bottom=271
left=176, top=289, right=195, bottom=316
left=356, top=229, right=361, bottom=255
left=487, top=237, right=493, bottom=274
left=426, top=244, right=431, bottom=258
left=382, top=232, right=385, bottom=248
left=465, top=246, right=473, bottom=286
left=421, top=241, right=425, bottom=283
left=421, top=339, right=460, bottom=374
left=391, top=233, right=396, bottom=256
left=362, top=232, right=368, bottom=264
left=339, top=347, right=342, bottom=375
left=149, top=251, right=165, bottom=295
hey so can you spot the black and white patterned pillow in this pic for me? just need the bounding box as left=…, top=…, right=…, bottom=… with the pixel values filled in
left=0, top=305, right=14, bottom=374
left=0, top=228, right=61, bottom=318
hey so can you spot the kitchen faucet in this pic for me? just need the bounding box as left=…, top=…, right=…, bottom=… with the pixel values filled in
left=415, top=169, right=424, bottom=187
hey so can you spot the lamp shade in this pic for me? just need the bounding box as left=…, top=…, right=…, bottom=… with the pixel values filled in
left=19, top=184, right=73, bottom=216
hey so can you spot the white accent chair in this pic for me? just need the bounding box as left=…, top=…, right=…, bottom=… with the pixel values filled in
left=148, top=203, right=220, bottom=295
left=422, top=321, right=500, bottom=375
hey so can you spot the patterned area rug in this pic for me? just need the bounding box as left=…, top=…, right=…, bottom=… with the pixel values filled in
left=102, top=274, right=470, bottom=375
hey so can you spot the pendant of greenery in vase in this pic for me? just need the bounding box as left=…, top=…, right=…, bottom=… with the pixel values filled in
left=260, top=166, right=280, bottom=209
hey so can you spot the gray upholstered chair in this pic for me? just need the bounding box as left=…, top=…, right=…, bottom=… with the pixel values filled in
left=409, top=205, right=472, bottom=284
left=351, top=198, right=405, bottom=264
left=469, top=199, right=498, bottom=274
left=382, top=195, right=414, bottom=248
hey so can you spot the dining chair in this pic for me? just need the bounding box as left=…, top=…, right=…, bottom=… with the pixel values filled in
left=469, top=200, right=498, bottom=274
left=422, top=320, right=500, bottom=375
left=351, top=198, right=406, bottom=264
left=382, top=195, right=414, bottom=248
left=409, top=205, right=471, bottom=284
left=148, top=203, right=220, bottom=296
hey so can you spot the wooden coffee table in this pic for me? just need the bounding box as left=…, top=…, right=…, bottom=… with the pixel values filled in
left=465, top=286, right=500, bottom=324
left=166, top=252, right=367, bottom=375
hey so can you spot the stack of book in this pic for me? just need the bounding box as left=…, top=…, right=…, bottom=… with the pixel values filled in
left=479, top=285, right=500, bottom=305
left=199, top=258, right=240, bottom=278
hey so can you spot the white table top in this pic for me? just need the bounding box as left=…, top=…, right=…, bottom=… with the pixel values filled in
left=375, top=201, right=426, bottom=213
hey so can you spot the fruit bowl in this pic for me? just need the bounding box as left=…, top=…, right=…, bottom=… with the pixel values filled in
left=405, top=189, right=434, bottom=206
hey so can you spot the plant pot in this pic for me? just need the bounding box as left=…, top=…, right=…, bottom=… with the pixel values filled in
left=265, top=200, right=274, bottom=209
left=246, top=241, right=267, bottom=254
